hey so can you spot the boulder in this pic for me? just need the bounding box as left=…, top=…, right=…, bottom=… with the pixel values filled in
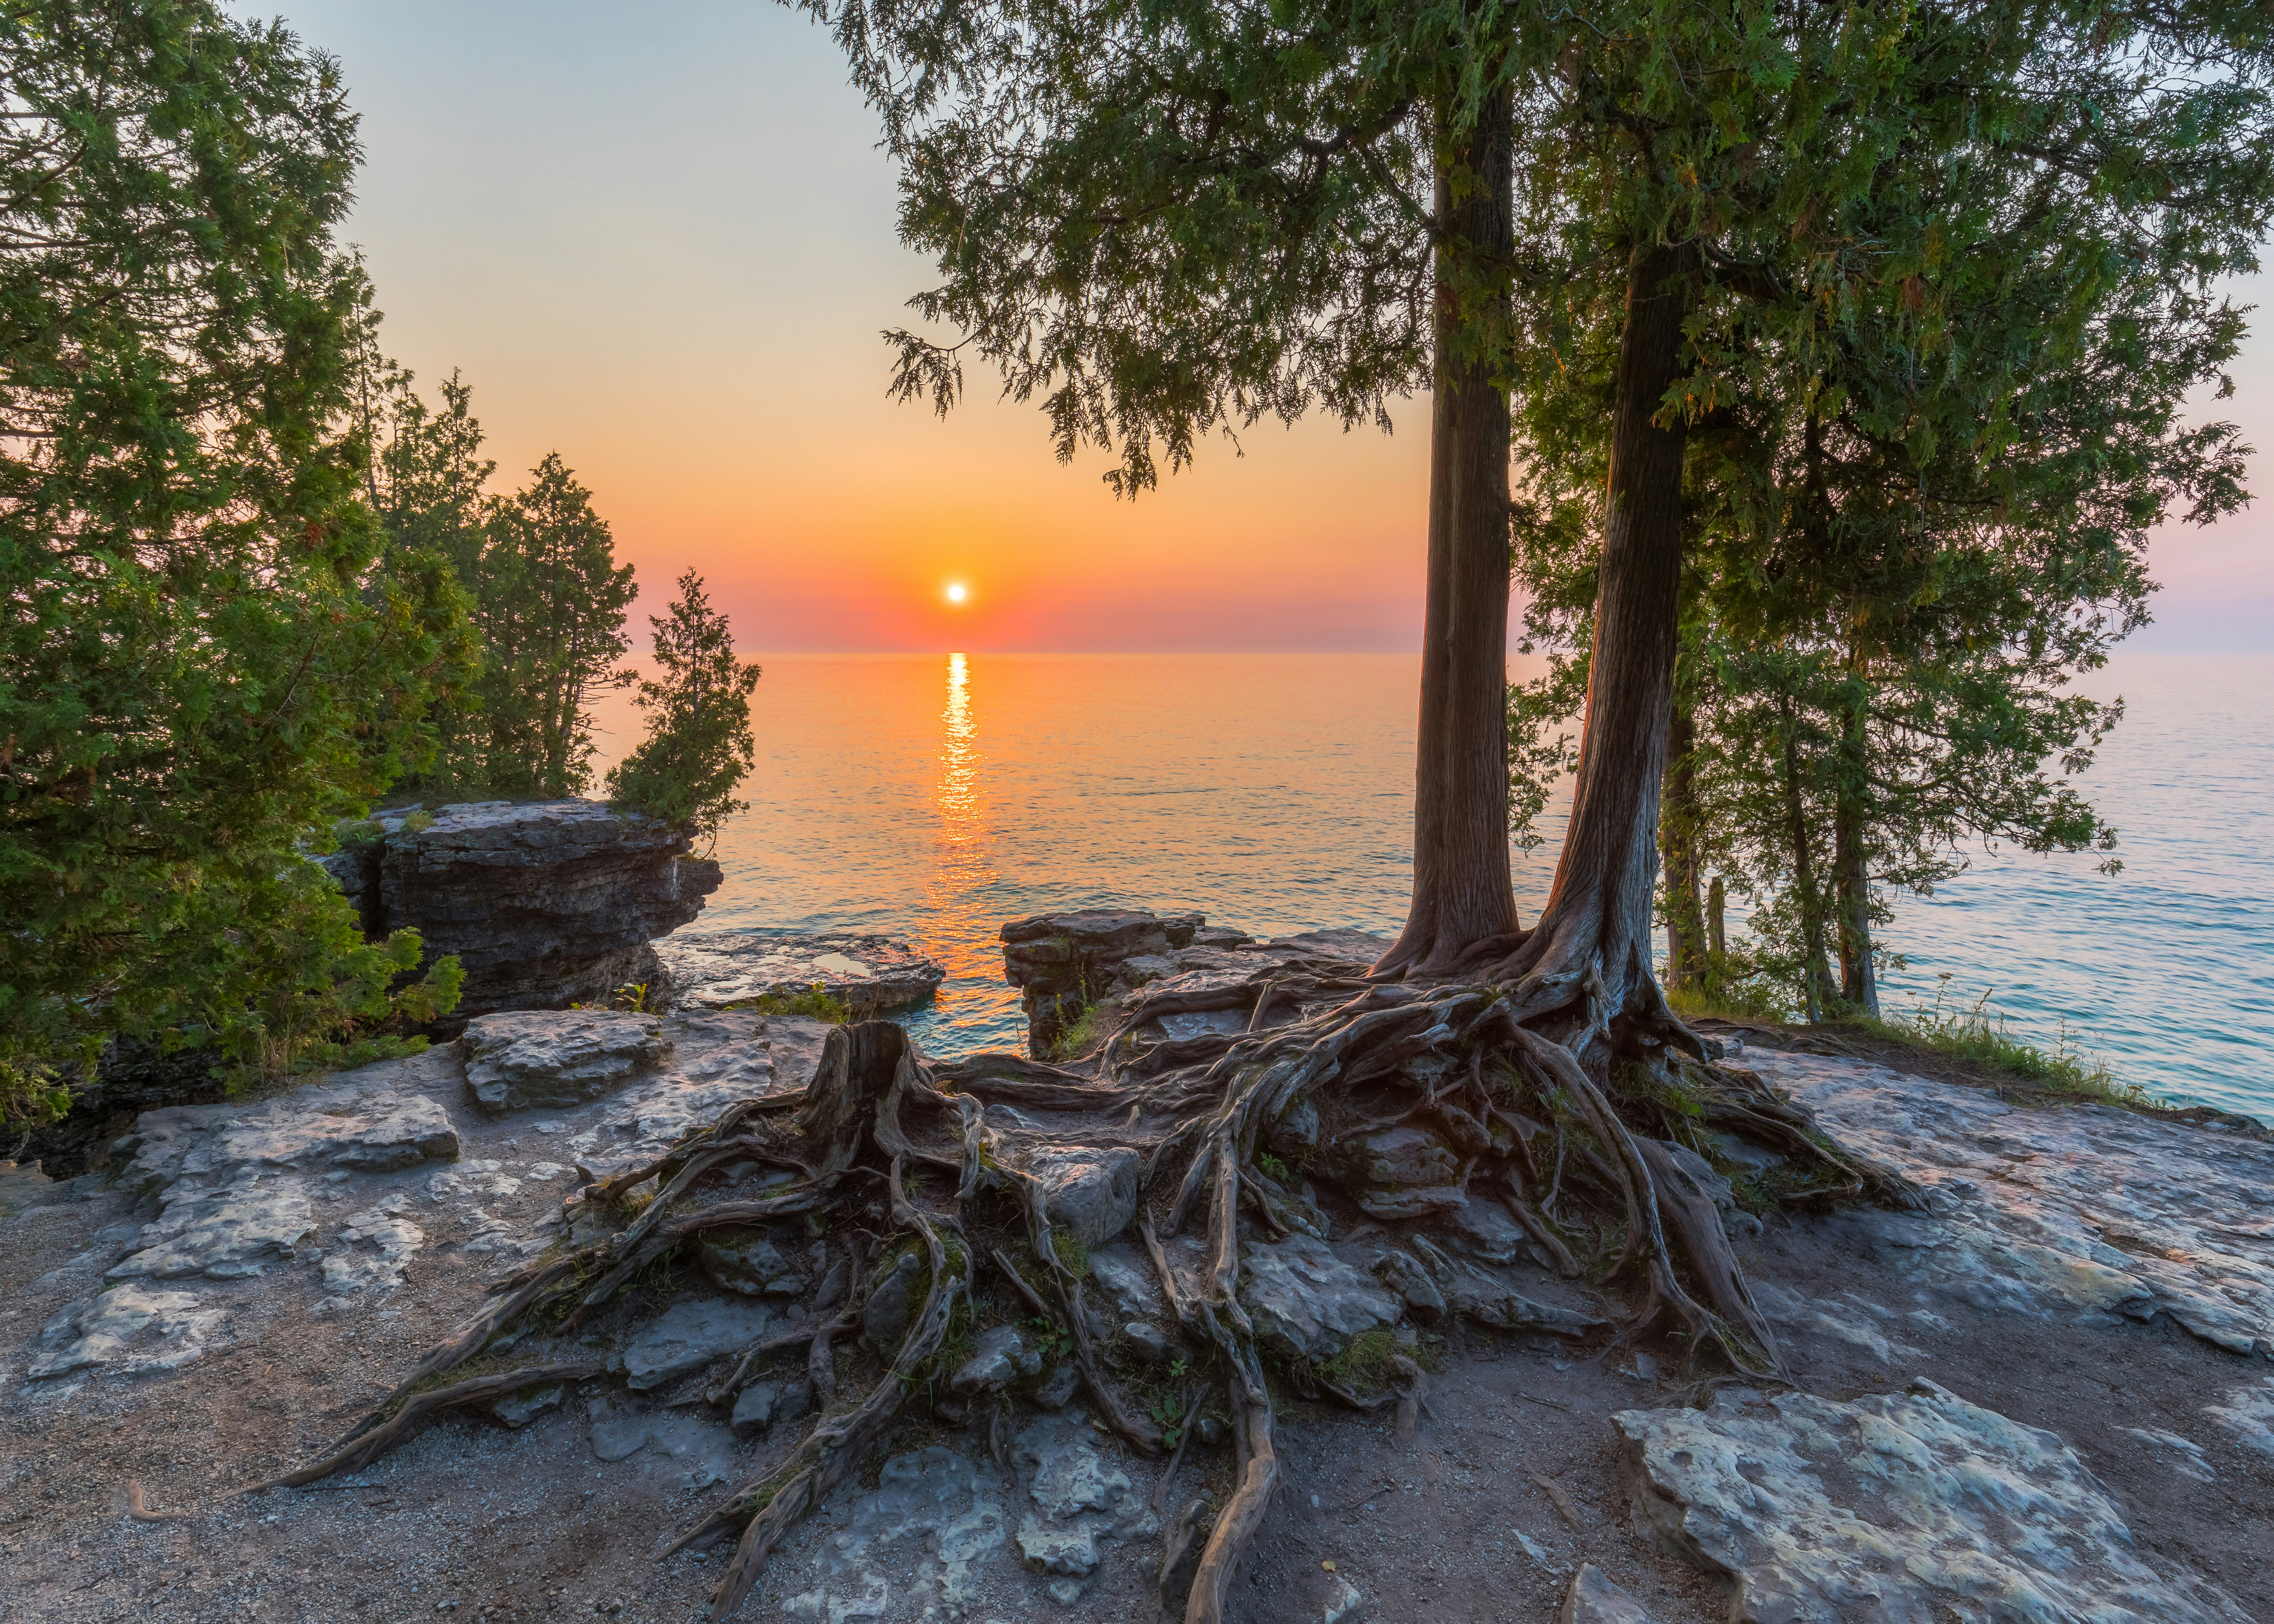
left=655, top=930, right=945, bottom=1017
left=1123, top=1321, right=1177, bottom=1363
left=621, top=1297, right=774, bottom=1390
left=1031, top=1146, right=1139, bottom=1250
left=697, top=1227, right=809, bottom=1297
left=1236, top=1234, right=1401, bottom=1364
left=1030, top=1363, right=1081, bottom=1410
left=461, top=1011, right=670, bottom=1116
left=328, top=799, right=722, bottom=1024
left=1087, top=1244, right=1168, bottom=1323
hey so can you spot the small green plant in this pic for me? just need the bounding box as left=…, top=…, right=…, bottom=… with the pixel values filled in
left=401, top=808, right=436, bottom=834
left=1028, top=1315, right=1071, bottom=1360
left=1148, top=1391, right=1185, bottom=1450
left=1873, top=976, right=2157, bottom=1108
left=737, top=982, right=852, bottom=1023
left=1050, top=1228, right=1090, bottom=1280
left=1256, top=1152, right=1291, bottom=1183
left=611, top=981, right=653, bottom=1013
left=1051, top=998, right=1115, bottom=1059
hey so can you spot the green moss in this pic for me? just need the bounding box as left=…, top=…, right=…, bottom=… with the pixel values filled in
left=1050, top=1229, right=1090, bottom=1280
left=1317, top=1327, right=1405, bottom=1396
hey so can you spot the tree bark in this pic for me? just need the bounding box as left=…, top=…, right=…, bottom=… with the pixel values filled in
left=1659, top=692, right=1709, bottom=991
left=1490, top=240, right=1696, bottom=1031
left=1777, top=695, right=1833, bottom=1023
left=1377, top=88, right=1521, bottom=976
left=1831, top=664, right=1879, bottom=1016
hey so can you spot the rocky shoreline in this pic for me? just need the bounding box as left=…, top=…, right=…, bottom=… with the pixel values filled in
left=2, top=905, right=2270, bottom=1624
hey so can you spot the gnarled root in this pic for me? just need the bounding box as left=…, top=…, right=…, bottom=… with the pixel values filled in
left=291, top=937, right=1912, bottom=1620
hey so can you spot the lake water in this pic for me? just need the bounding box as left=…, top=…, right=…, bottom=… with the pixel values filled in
left=588, top=652, right=2274, bottom=1123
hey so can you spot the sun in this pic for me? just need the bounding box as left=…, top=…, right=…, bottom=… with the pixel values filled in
left=944, top=581, right=969, bottom=606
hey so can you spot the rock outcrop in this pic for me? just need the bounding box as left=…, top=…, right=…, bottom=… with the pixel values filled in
left=323, top=799, right=721, bottom=1024
left=997, top=907, right=1391, bottom=1051
left=1619, top=1379, right=2251, bottom=1624
left=654, top=930, right=945, bottom=1017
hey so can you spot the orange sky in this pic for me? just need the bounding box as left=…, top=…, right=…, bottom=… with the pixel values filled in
left=276, top=0, right=2270, bottom=652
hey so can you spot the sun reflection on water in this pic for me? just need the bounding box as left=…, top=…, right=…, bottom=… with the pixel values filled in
left=922, top=652, right=1000, bottom=1025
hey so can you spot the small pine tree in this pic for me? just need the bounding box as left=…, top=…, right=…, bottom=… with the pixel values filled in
left=605, top=571, right=761, bottom=849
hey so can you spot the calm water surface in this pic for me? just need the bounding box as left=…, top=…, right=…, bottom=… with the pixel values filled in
left=590, top=652, right=2273, bottom=1122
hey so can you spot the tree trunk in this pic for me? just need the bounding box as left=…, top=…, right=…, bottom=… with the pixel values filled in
left=1659, top=692, right=1709, bottom=991
left=1490, top=240, right=1696, bottom=1033
left=1377, top=88, right=1520, bottom=976
left=1831, top=664, right=1879, bottom=1016
left=1777, top=696, right=1833, bottom=1023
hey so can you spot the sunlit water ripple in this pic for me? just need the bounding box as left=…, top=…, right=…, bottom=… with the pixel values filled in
left=589, top=652, right=2273, bottom=1122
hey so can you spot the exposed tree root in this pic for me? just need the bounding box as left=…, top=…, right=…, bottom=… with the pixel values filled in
left=288, top=943, right=1916, bottom=1620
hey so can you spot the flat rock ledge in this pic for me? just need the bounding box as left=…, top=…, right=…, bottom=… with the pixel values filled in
left=1621, top=1379, right=2251, bottom=1624
left=654, top=930, right=945, bottom=1017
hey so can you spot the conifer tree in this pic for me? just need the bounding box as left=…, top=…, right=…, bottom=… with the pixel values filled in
left=0, top=4, right=473, bottom=1122
left=606, top=571, right=763, bottom=848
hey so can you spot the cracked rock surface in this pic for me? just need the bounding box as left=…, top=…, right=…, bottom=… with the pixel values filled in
left=1619, top=1378, right=2251, bottom=1624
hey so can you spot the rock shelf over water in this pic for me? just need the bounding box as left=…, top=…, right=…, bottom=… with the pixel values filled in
left=654, top=930, right=946, bottom=1016
left=4, top=911, right=2272, bottom=1623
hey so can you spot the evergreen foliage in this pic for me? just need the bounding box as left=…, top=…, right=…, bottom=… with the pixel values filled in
left=355, top=359, right=638, bottom=800
left=606, top=570, right=763, bottom=847
left=0, top=3, right=475, bottom=1125
left=1505, top=0, right=2274, bottom=1017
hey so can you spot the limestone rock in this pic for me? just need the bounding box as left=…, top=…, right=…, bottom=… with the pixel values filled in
left=1237, top=1234, right=1401, bottom=1364
left=1015, top=1521, right=1099, bottom=1577
left=1618, top=1378, right=2250, bottom=1624
left=461, top=1010, right=669, bottom=1116
left=26, top=1283, right=226, bottom=1378
left=951, top=1325, right=1042, bottom=1395
left=108, top=1170, right=313, bottom=1281
left=1123, top=1320, right=1176, bottom=1363
left=1440, top=1198, right=1527, bottom=1264
left=697, top=1227, right=809, bottom=1297
left=864, top=1251, right=925, bottom=1352
left=1340, top=1124, right=1467, bottom=1218
left=654, top=930, right=945, bottom=1017
left=1444, top=1275, right=1605, bottom=1338
left=621, top=1297, right=774, bottom=1390
left=2205, top=1376, right=2274, bottom=1456
left=1266, top=1095, right=1321, bottom=1158
left=320, top=1192, right=425, bottom=1296
left=1750, top=1049, right=2274, bottom=1358
left=1559, top=1565, right=1657, bottom=1624
left=1030, top=1363, right=1081, bottom=1411
left=488, top=1383, right=564, bottom=1429
left=350, top=798, right=722, bottom=1022
left=115, top=1087, right=458, bottom=1197
left=1031, top=1146, right=1139, bottom=1249
left=999, top=908, right=1205, bottom=1050
left=1086, top=1244, right=1167, bottom=1323
left=1371, top=1250, right=1446, bottom=1319
left=731, top=1381, right=804, bottom=1439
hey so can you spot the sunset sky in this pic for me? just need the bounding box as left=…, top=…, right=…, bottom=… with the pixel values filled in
left=274, top=0, right=2271, bottom=652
